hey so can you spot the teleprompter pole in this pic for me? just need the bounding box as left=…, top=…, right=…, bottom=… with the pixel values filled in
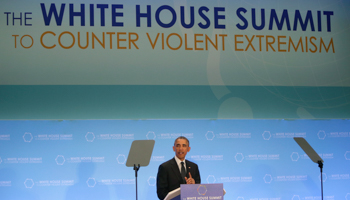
left=318, top=161, right=323, bottom=200
left=134, top=164, right=140, bottom=200
left=294, top=137, right=324, bottom=200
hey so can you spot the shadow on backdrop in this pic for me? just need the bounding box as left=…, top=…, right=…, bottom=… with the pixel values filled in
left=65, top=162, right=110, bottom=200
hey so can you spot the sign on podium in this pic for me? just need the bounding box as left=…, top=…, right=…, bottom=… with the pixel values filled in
left=164, top=183, right=225, bottom=200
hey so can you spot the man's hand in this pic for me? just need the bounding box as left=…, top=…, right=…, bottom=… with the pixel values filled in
left=185, top=172, right=195, bottom=184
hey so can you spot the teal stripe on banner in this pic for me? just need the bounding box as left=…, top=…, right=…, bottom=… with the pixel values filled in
left=0, top=86, right=349, bottom=119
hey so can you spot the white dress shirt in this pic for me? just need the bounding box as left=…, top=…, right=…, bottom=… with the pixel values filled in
left=174, top=156, right=186, bottom=174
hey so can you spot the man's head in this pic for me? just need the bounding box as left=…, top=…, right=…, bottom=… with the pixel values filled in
left=173, top=136, right=191, bottom=161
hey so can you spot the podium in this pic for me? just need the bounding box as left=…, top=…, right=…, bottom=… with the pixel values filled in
left=164, top=183, right=226, bottom=200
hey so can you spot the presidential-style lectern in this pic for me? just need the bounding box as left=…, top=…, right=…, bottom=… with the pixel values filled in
left=164, top=183, right=226, bottom=200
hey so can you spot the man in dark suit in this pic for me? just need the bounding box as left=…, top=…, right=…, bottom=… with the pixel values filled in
left=156, top=136, right=201, bottom=200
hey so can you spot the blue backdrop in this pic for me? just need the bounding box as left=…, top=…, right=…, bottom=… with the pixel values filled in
left=1, top=119, right=349, bottom=200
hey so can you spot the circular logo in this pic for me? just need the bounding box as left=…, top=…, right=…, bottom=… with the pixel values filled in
left=197, top=185, right=207, bottom=195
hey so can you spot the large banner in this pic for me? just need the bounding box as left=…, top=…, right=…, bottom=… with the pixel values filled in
left=0, top=119, right=349, bottom=200
left=1, top=0, right=349, bottom=86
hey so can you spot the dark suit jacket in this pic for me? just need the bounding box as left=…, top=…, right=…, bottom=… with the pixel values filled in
left=156, top=158, right=201, bottom=200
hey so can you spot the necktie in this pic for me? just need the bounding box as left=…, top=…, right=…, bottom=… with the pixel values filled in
left=181, top=161, right=186, bottom=184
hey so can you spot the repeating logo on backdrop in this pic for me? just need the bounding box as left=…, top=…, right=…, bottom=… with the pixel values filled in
left=235, top=153, right=244, bottom=162
left=292, top=195, right=301, bottom=200
left=152, top=131, right=193, bottom=140
left=117, top=154, right=126, bottom=164
left=264, top=174, right=273, bottom=183
left=345, top=151, right=350, bottom=160
left=346, top=193, right=350, bottom=200
left=147, top=176, right=156, bottom=186
left=205, top=131, right=215, bottom=140
left=86, top=178, right=96, bottom=187
left=85, top=132, right=95, bottom=142
left=0, top=134, right=10, bottom=140
left=24, top=179, right=34, bottom=188
left=262, top=131, right=271, bottom=140
left=206, top=175, right=216, bottom=183
left=146, top=131, right=156, bottom=140
left=318, top=130, right=326, bottom=140
left=23, top=132, right=33, bottom=142
left=291, top=152, right=300, bottom=161
left=318, top=130, right=350, bottom=139
left=55, top=155, right=66, bottom=165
